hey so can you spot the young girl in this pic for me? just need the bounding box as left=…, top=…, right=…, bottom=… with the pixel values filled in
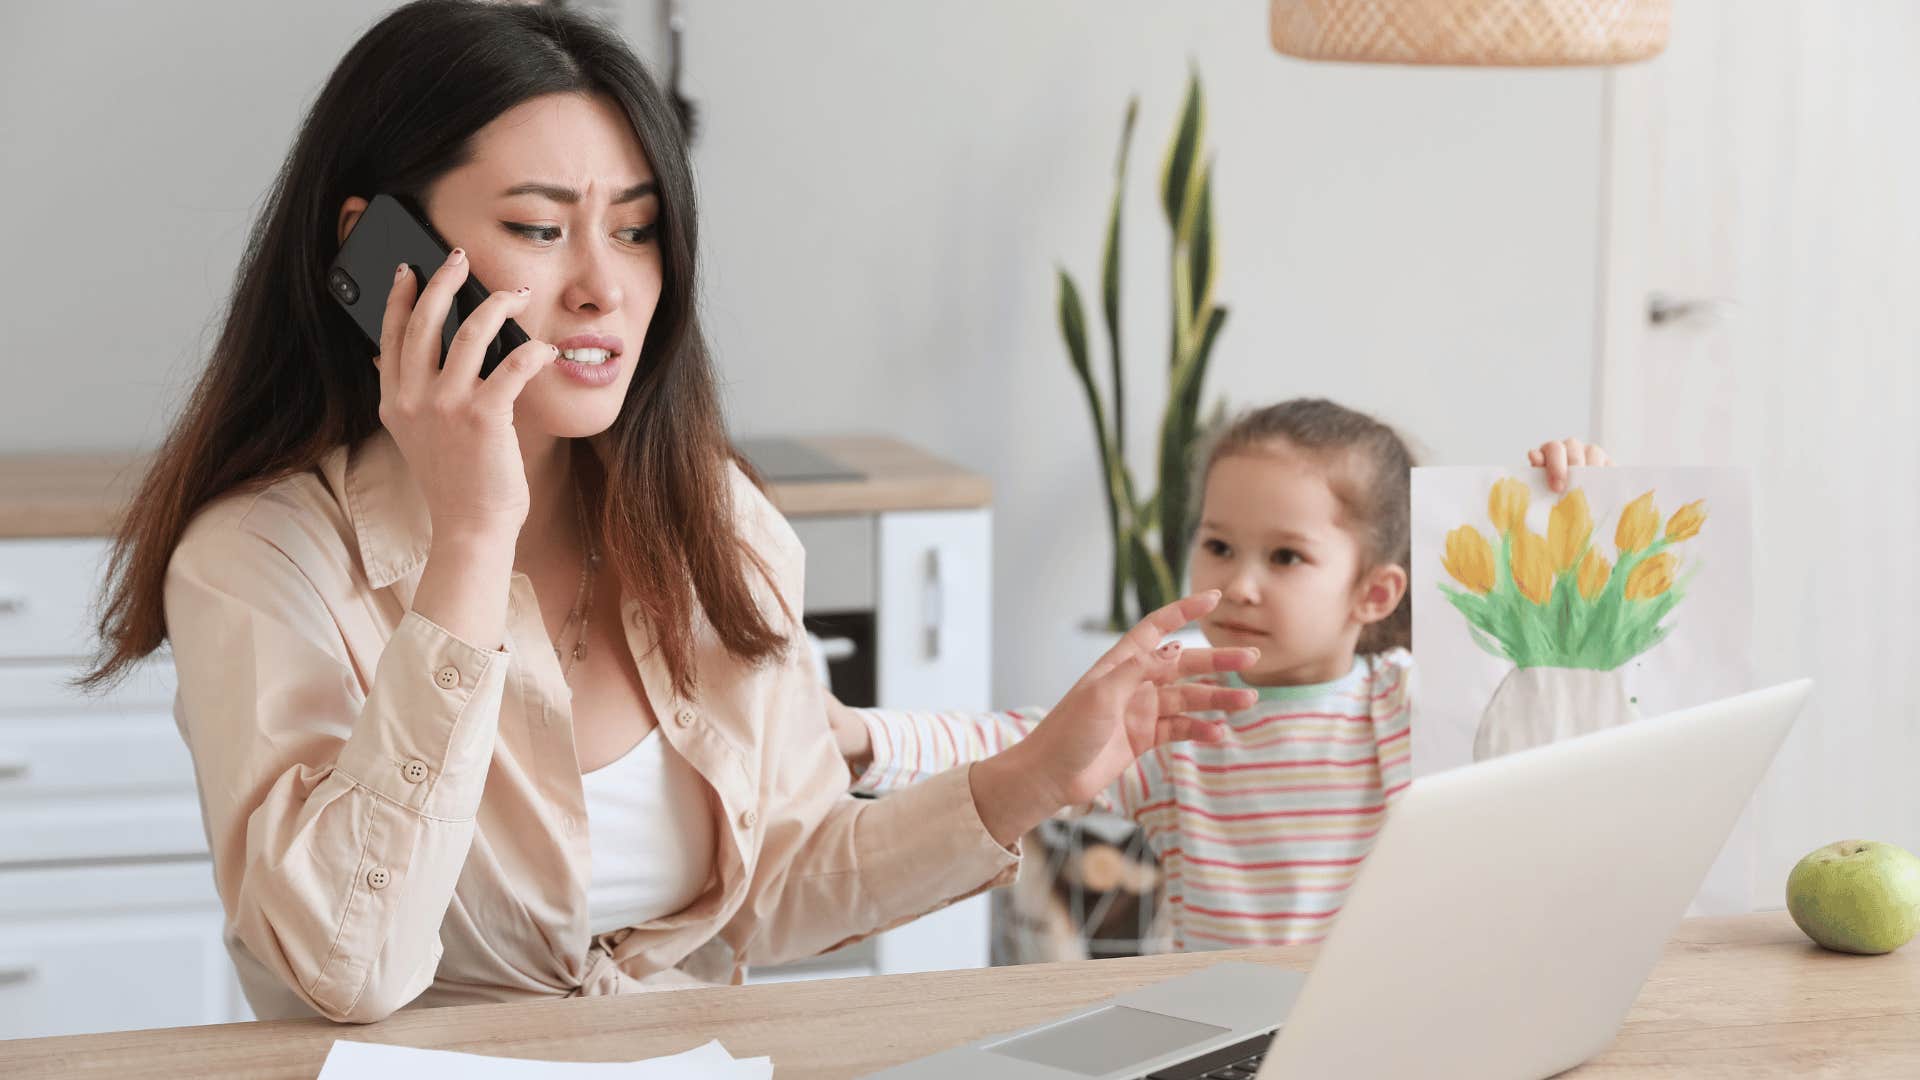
left=831, top=399, right=1607, bottom=950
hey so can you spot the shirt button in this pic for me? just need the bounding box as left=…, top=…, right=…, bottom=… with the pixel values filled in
left=739, top=809, right=758, bottom=829
left=676, top=707, right=696, bottom=728
left=367, top=866, right=391, bottom=890
left=434, top=665, right=461, bottom=690
left=400, top=759, right=429, bottom=784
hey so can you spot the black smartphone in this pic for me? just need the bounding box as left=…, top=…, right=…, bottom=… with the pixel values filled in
left=326, top=193, right=530, bottom=379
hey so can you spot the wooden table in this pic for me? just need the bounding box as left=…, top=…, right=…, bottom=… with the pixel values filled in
left=5, top=912, right=1918, bottom=1078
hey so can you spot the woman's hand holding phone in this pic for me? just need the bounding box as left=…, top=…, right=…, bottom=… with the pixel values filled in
left=376, top=248, right=556, bottom=648
left=375, top=248, right=556, bottom=546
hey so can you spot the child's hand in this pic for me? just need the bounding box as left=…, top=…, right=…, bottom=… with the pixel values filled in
left=825, top=693, right=872, bottom=780
left=1527, top=438, right=1612, bottom=493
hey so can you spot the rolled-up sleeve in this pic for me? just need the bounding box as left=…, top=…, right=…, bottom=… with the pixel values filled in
left=164, top=505, right=508, bottom=1022
left=717, top=507, right=1020, bottom=967
left=732, top=753, right=1020, bottom=967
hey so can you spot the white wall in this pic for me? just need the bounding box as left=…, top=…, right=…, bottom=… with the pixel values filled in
left=0, top=1, right=1604, bottom=708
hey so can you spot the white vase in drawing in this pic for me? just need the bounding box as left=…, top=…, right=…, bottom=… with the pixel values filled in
left=1472, top=665, right=1641, bottom=762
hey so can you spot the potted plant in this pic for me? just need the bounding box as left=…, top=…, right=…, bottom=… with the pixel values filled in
left=1058, top=70, right=1229, bottom=636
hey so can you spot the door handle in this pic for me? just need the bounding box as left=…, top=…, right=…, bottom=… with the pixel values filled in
left=923, top=549, right=943, bottom=661
left=1647, top=292, right=1738, bottom=327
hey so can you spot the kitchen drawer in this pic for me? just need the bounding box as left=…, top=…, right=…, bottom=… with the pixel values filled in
left=789, top=514, right=874, bottom=612
left=0, top=863, right=244, bottom=1039
left=0, top=539, right=112, bottom=661
left=0, top=711, right=196, bottom=798
left=0, top=656, right=176, bottom=714
left=0, top=794, right=209, bottom=865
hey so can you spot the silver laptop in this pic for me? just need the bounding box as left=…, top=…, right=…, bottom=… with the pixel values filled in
left=870, top=680, right=1811, bottom=1080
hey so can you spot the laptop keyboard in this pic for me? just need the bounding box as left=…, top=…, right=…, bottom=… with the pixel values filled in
left=1138, top=1031, right=1275, bottom=1079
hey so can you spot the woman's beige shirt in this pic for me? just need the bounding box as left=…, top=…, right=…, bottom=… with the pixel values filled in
left=162, top=430, right=1015, bottom=1023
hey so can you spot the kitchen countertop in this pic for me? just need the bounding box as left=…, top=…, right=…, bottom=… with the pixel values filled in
left=0, top=435, right=990, bottom=539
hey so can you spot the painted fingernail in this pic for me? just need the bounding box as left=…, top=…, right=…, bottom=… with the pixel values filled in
left=394, top=262, right=409, bottom=280
left=447, top=248, right=465, bottom=265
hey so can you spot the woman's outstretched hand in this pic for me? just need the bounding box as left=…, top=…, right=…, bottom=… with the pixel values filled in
left=967, top=591, right=1260, bottom=848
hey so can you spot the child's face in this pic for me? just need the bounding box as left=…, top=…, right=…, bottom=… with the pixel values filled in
left=1188, top=447, right=1380, bottom=684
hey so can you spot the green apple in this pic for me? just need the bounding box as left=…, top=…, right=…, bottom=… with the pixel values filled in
left=1786, top=840, right=1920, bottom=955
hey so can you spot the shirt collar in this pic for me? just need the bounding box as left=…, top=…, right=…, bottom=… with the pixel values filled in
left=336, top=428, right=433, bottom=590
left=1227, top=655, right=1369, bottom=703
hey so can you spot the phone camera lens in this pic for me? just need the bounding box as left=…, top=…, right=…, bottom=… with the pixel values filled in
left=329, top=267, right=360, bottom=305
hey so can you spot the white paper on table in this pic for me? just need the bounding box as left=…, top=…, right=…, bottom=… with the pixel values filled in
left=314, top=1037, right=773, bottom=1080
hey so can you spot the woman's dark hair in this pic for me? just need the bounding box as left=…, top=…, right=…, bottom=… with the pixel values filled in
left=1197, top=398, right=1417, bottom=654
left=80, top=0, right=785, bottom=695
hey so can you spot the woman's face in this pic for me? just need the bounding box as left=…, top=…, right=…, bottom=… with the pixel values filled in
left=360, top=92, right=665, bottom=440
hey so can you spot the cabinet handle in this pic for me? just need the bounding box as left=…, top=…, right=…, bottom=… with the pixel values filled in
left=0, top=964, right=36, bottom=987
left=815, top=636, right=857, bottom=663
left=923, top=548, right=943, bottom=661
left=0, top=756, right=28, bottom=782
left=0, top=595, right=24, bottom=617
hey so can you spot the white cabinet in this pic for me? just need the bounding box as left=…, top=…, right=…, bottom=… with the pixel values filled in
left=0, top=539, right=250, bottom=1040
left=875, top=510, right=992, bottom=713
left=0, top=863, right=242, bottom=1040
left=872, top=509, right=993, bottom=975
left=751, top=507, right=996, bottom=983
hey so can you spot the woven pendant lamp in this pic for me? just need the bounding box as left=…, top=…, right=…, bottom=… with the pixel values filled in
left=1270, top=0, right=1670, bottom=66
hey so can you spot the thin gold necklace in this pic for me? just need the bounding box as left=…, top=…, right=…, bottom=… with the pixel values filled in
left=553, top=476, right=598, bottom=680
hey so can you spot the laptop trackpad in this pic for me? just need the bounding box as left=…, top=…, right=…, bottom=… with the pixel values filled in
left=985, top=1006, right=1230, bottom=1076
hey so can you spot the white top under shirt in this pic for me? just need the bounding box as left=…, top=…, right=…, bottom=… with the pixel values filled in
left=581, top=729, right=716, bottom=937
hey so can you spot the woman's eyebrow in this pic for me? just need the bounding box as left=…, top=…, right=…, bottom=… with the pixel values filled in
left=498, top=180, right=658, bottom=204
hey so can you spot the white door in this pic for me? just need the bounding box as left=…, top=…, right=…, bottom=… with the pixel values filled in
left=1597, top=1, right=1920, bottom=908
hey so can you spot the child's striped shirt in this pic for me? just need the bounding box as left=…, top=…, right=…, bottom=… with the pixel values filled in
left=852, top=649, right=1413, bottom=949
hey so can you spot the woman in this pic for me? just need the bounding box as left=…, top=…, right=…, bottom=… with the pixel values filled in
left=80, top=0, right=1259, bottom=1023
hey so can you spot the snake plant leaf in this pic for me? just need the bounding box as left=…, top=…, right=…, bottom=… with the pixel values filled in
left=1159, top=304, right=1228, bottom=588
left=1130, top=528, right=1176, bottom=616
left=1058, top=268, right=1094, bottom=388
left=1103, top=99, right=1137, bottom=458
left=1184, top=157, right=1216, bottom=333
left=1159, top=68, right=1205, bottom=243
left=1060, top=269, right=1130, bottom=629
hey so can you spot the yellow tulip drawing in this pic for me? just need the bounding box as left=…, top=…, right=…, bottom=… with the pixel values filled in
left=1488, top=477, right=1529, bottom=537
left=1625, top=551, right=1677, bottom=600
left=1548, top=490, right=1593, bottom=573
left=1577, top=548, right=1611, bottom=601
left=1440, top=478, right=1709, bottom=672
left=1665, top=500, right=1708, bottom=542
left=1443, top=526, right=1496, bottom=594
left=1616, top=491, right=1659, bottom=554
left=1510, top=530, right=1554, bottom=605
